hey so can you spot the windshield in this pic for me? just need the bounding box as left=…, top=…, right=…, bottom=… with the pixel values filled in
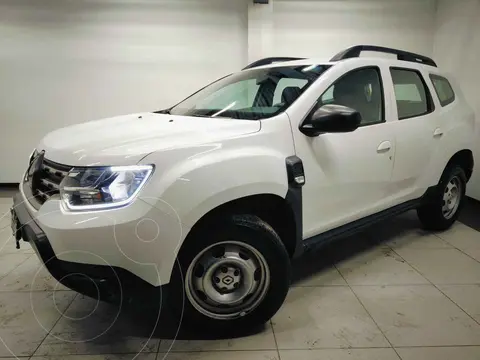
left=168, top=65, right=331, bottom=120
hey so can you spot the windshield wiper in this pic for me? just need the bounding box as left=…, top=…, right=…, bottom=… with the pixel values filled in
left=154, top=108, right=171, bottom=114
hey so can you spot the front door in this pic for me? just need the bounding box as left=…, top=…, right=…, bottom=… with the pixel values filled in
left=292, top=65, right=396, bottom=238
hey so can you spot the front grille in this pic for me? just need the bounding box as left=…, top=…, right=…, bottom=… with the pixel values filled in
left=31, top=158, right=72, bottom=205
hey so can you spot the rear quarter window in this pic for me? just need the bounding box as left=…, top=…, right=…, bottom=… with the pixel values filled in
left=430, top=74, right=456, bottom=107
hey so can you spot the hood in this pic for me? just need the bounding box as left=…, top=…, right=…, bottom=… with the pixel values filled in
left=38, top=113, right=261, bottom=166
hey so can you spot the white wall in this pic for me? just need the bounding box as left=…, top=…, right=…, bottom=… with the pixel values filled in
left=433, top=0, right=480, bottom=200
left=5, top=0, right=477, bottom=196
left=0, top=0, right=248, bottom=182
left=248, top=1, right=274, bottom=63
left=247, top=0, right=437, bottom=63
left=271, top=0, right=436, bottom=59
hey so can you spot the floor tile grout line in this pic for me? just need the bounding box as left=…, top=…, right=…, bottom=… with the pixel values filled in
left=342, top=283, right=480, bottom=287
left=26, top=349, right=292, bottom=356
left=155, top=315, right=164, bottom=360
left=30, top=292, right=79, bottom=357
left=432, top=232, right=480, bottom=265
left=269, top=319, right=282, bottom=360
left=0, top=253, right=34, bottom=282
left=28, top=349, right=161, bottom=357
left=0, top=289, right=74, bottom=293
left=97, top=345, right=480, bottom=352
left=389, top=247, right=480, bottom=328
left=292, top=283, right=480, bottom=287
left=106, top=348, right=393, bottom=354
left=0, top=252, right=35, bottom=256
left=155, top=332, right=161, bottom=359
left=393, top=344, right=480, bottom=349
left=430, top=234, right=455, bottom=248
left=451, top=221, right=479, bottom=233
left=4, top=283, right=480, bottom=293
left=334, top=263, right=403, bottom=360
left=433, top=286, right=480, bottom=327
left=18, top=345, right=480, bottom=357
left=0, top=217, right=14, bottom=231
left=277, top=344, right=480, bottom=351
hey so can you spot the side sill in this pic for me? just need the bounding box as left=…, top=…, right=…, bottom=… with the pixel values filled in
left=302, top=198, right=421, bottom=254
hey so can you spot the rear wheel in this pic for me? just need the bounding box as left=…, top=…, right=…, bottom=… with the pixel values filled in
left=169, top=214, right=291, bottom=333
left=417, top=165, right=467, bottom=231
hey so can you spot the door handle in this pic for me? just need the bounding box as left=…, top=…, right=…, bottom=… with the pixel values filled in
left=433, top=128, right=444, bottom=137
left=377, top=141, right=391, bottom=153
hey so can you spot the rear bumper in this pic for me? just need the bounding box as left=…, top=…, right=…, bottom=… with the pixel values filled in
left=12, top=193, right=164, bottom=304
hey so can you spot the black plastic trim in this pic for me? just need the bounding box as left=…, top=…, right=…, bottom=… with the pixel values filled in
left=331, top=45, right=437, bottom=67
left=11, top=193, right=162, bottom=304
left=13, top=193, right=46, bottom=241
left=0, top=183, right=20, bottom=189
left=285, top=156, right=305, bottom=257
left=300, top=186, right=437, bottom=255
left=302, top=199, right=421, bottom=254
left=459, top=197, right=480, bottom=232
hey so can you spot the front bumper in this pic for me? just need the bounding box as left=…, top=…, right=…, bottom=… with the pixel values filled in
left=17, top=179, right=187, bottom=287
left=12, top=193, right=164, bottom=304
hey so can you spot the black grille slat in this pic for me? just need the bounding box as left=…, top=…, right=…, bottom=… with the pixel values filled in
left=29, top=158, right=73, bottom=205
left=43, top=159, right=72, bottom=173
left=42, top=168, right=65, bottom=184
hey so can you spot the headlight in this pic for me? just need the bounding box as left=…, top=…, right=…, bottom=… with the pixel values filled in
left=60, top=165, right=154, bottom=211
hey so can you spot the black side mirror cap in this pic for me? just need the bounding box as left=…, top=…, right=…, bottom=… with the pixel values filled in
left=300, top=104, right=362, bottom=137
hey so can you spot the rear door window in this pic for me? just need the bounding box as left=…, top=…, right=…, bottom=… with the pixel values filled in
left=390, top=68, right=434, bottom=120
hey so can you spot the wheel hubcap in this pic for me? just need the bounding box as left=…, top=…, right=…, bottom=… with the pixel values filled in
left=442, top=176, right=462, bottom=219
left=185, top=241, right=270, bottom=320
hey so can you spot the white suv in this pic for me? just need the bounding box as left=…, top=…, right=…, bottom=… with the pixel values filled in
left=11, top=45, right=475, bottom=332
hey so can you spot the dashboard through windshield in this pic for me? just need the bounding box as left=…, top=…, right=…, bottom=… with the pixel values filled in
left=168, top=65, right=331, bottom=120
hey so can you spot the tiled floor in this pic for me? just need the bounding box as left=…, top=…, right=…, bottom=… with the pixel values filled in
left=1, top=195, right=480, bottom=360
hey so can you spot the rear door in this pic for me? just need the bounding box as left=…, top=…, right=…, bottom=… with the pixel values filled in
left=386, top=67, right=439, bottom=202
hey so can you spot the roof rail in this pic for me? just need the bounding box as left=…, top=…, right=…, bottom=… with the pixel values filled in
left=330, top=45, right=437, bottom=67
left=243, top=57, right=305, bottom=70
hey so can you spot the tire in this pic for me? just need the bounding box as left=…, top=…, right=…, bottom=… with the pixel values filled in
left=417, top=165, right=467, bottom=231
left=168, top=214, right=291, bottom=333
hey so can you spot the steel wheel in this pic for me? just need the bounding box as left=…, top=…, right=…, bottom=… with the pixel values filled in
left=185, top=241, right=270, bottom=320
left=442, top=175, right=462, bottom=220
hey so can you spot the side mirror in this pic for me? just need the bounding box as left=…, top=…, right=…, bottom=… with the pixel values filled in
left=300, top=104, right=362, bottom=137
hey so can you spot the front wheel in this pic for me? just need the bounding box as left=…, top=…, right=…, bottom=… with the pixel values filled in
left=417, top=165, right=467, bottom=231
left=169, top=215, right=291, bottom=333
